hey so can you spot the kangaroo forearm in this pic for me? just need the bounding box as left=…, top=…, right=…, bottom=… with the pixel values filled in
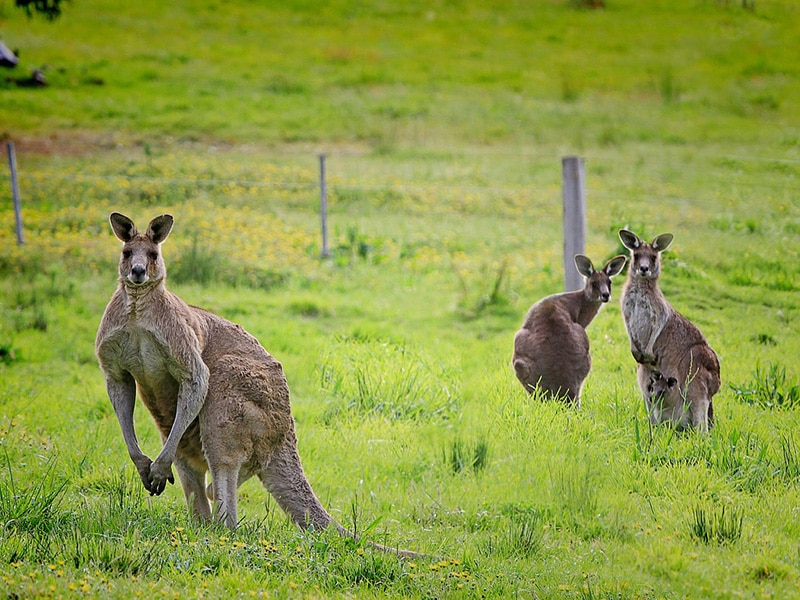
left=155, top=369, right=209, bottom=464
left=106, top=377, right=149, bottom=464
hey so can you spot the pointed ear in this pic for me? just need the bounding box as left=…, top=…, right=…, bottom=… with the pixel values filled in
left=603, top=255, right=627, bottom=277
left=618, top=229, right=641, bottom=251
left=146, top=215, right=174, bottom=244
left=652, top=233, right=674, bottom=252
left=109, top=212, right=137, bottom=242
left=574, top=254, right=595, bottom=278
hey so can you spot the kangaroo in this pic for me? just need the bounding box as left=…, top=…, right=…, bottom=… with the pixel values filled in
left=512, top=253, right=627, bottom=406
left=643, top=370, right=683, bottom=426
left=619, top=229, right=720, bottom=430
left=95, top=213, right=418, bottom=556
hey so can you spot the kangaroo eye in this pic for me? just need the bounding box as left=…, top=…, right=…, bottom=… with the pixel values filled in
left=148, top=252, right=159, bottom=261
left=122, top=250, right=132, bottom=259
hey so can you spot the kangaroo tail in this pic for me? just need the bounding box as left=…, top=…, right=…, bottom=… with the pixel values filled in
left=261, top=431, right=335, bottom=530
left=261, top=432, right=427, bottom=559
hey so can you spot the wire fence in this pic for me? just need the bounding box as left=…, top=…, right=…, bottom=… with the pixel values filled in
left=2, top=142, right=798, bottom=289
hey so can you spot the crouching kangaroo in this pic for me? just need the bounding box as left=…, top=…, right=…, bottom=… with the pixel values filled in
left=96, top=213, right=418, bottom=556
left=618, top=229, right=720, bottom=430
left=512, top=254, right=627, bottom=405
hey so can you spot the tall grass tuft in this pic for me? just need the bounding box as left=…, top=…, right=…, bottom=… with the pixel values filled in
left=333, top=547, right=403, bottom=586
left=0, top=270, right=74, bottom=333
left=481, top=512, right=544, bottom=559
left=444, top=437, right=489, bottom=474
left=454, top=259, right=512, bottom=320
left=62, top=526, right=168, bottom=577
left=0, top=452, right=68, bottom=534
left=319, top=335, right=460, bottom=422
left=711, top=428, right=771, bottom=493
left=551, top=459, right=601, bottom=539
left=169, top=233, right=288, bottom=289
left=778, top=435, right=800, bottom=484
left=690, top=504, right=744, bottom=545
left=730, top=362, right=800, bottom=410
left=169, top=232, right=225, bottom=286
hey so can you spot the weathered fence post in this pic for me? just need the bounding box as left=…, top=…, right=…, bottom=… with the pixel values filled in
left=319, top=153, right=330, bottom=258
left=6, top=141, right=24, bottom=245
left=562, top=156, right=586, bottom=291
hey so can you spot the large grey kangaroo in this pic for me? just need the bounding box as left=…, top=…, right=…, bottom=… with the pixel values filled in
left=512, top=254, right=627, bottom=406
left=96, top=213, right=418, bottom=556
left=618, top=229, right=720, bottom=430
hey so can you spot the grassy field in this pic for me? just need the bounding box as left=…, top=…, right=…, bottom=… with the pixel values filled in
left=1, top=0, right=800, bottom=598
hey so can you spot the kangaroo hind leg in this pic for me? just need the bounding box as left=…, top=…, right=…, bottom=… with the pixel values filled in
left=173, top=457, right=212, bottom=522
left=208, top=463, right=241, bottom=529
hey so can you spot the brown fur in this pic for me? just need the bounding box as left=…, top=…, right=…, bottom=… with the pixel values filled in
left=643, top=370, right=684, bottom=426
left=619, top=229, right=720, bottom=430
left=512, top=254, right=626, bottom=406
left=96, top=213, right=419, bottom=557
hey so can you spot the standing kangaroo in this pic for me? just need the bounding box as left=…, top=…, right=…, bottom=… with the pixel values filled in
left=512, top=254, right=627, bottom=405
left=618, top=229, right=720, bottom=430
left=96, top=213, right=418, bottom=555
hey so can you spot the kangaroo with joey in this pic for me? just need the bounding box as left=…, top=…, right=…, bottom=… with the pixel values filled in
left=618, top=229, right=719, bottom=430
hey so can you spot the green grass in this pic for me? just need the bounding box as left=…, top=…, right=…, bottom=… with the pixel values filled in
left=1, top=0, right=800, bottom=598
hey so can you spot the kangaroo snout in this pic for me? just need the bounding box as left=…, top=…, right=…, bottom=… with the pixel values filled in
left=129, top=263, right=148, bottom=284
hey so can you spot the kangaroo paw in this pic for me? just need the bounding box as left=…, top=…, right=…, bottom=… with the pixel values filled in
left=146, top=458, right=176, bottom=496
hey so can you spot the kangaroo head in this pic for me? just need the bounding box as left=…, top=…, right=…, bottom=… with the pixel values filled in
left=646, top=370, right=678, bottom=402
left=618, top=229, right=673, bottom=281
left=109, top=212, right=174, bottom=287
left=574, top=254, right=627, bottom=303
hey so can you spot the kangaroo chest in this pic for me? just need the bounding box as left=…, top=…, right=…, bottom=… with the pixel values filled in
left=100, top=322, right=183, bottom=418
left=112, top=326, right=174, bottom=378
left=622, top=286, right=668, bottom=347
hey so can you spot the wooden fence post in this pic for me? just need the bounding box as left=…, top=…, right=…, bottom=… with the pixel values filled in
left=562, top=156, right=586, bottom=291
left=319, top=153, right=330, bottom=258
left=6, top=141, right=24, bottom=245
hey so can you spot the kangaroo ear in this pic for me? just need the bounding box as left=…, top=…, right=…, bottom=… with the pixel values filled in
left=604, top=255, right=627, bottom=277
left=652, top=233, right=674, bottom=252
left=574, top=254, right=595, bottom=278
left=109, top=212, right=137, bottom=242
left=146, top=215, right=174, bottom=244
left=618, top=229, right=641, bottom=250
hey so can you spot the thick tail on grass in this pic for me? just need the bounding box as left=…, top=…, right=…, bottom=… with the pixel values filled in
left=262, top=433, right=428, bottom=559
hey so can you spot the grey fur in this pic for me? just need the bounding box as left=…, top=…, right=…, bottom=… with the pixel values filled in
left=512, top=254, right=627, bottom=406
left=96, top=213, right=419, bottom=556
left=619, top=229, right=719, bottom=430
